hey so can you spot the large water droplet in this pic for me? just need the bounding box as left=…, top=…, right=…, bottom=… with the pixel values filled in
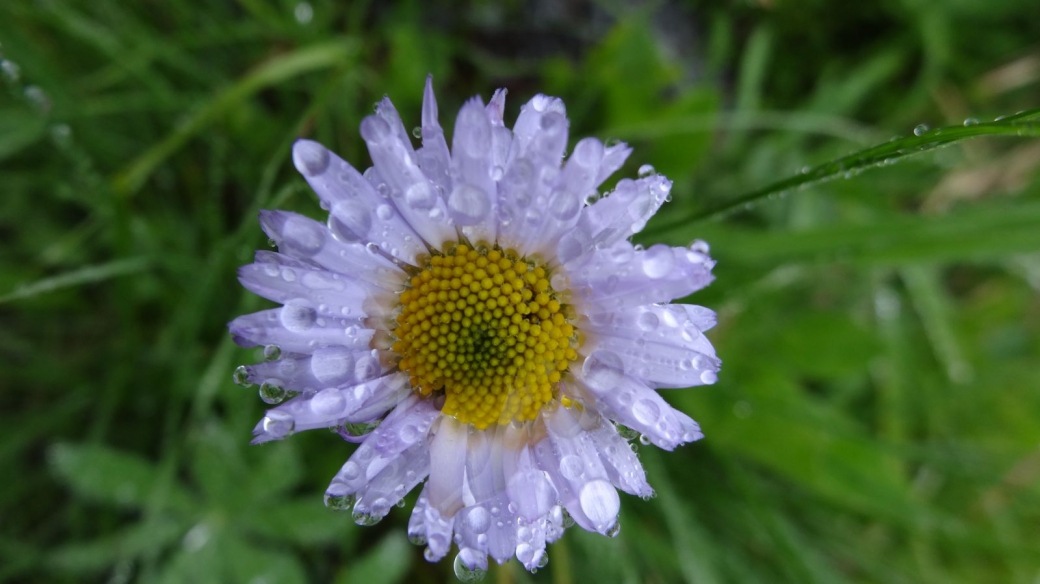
left=281, top=215, right=326, bottom=256
left=700, top=370, right=718, bottom=384
left=632, top=399, right=661, bottom=425
left=259, top=380, right=287, bottom=404
left=637, top=164, right=655, bottom=177
left=324, top=492, right=355, bottom=511
left=261, top=411, right=295, bottom=437
left=376, top=203, right=395, bottom=220
left=405, top=182, right=437, bottom=210
left=582, top=350, right=624, bottom=391
left=310, top=387, right=346, bottom=415
left=641, top=244, right=674, bottom=279
left=328, top=200, right=372, bottom=242
left=280, top=299, right=317, bottom=332
left=549, top=190, right=581, bottom=221
left=637, top=310, right=659, bottom=331
left=292, top=140, right=330, bottom=176
left=578, top=479, right=620, bottom=532
left=233, top=365, right=251, bottom=386
left=311, top=346, right=355, bottom=385
left=447, top=184, right=491, bottom=225
left=354, top=353, right=381, bottom=381
left=559, top=455, right=584, bottom=481
left=464, top=506, right=491, bottom=534
left=263, top=345, right=281, bottom=361
left=913, top=124, right=929, bottom=137
left=454, top=550, right=487, bottom=582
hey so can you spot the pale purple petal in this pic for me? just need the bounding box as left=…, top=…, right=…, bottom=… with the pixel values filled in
left=418, top=76, right=452, bottom=196
left=571, top=362, right=704, bottom=450
left=243, top=347, right=392, bottom=392
left=427, top=417, right=469, bottom=516
left=228, top=307, right=372, bottom=353
left=448, top=98, right=498, bottom=243
left=237, top=261, right=394, bottom=320
left=595, top=141, right=633, bottom=187
left=359, top=112, right=456, bottom=249
left=565, top=241, right=715, bottom=314
left=259, top=210, right=405, bottom=289
left=541, top=405, right=620, bottom=535
left=250, top=373, right=410, bottom=443
left=579, top=304, right=721, bottom=389
left=586, top=421, right=652, bottom=497
left=291, top=140, right=426, bottom=265
left=326, top=395, right=438, bottom=496
left=353, top=441, right=430, bottom=521
left=555, top=175, right=673, bottom=267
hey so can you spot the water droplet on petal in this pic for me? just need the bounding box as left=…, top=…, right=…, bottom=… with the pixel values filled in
left=324, top=492, right=355, bottom=511
left=310, top=388, right=346, bottom=416
left=263, top=345, right=281, bottom=361
left=259, top=380, right=287, bottom=404
left=700, top=370, right=718, bottom=384
left=641, top=244, right=674, bottom=279
left=405, top=182, right=437, bottom=210
left=412, top=126, right=423, bottom=139
left=233, top=365, right=251, bottom=386
left=637, top=164, right=655, bottom=177
left=454, top=551, right=487, bottom=582
left=559, top=455, right=584, bottom=481
left=549, top=190, right=581, bottom=221
left=582, top=350, right=625, bottom=391
left=637, top=311, right=659, bottom=331
left=376, top=204, right=395, bottom=220
left=280, top=299, right=318, bottom=332
left=632, top=399, right=661, bottom=425
left=447, top=184, right=491, bottom=225
left=292, top=140, right=330, bottom=176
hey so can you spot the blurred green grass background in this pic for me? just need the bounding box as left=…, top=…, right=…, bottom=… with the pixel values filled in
left=2, top=0, right=1040, bottom=582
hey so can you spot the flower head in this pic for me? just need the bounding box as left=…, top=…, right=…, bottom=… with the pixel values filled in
left=229, top=77, right=719, bottom=579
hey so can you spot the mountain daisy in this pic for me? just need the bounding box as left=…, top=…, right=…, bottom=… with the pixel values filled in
left=229, top=76, right=719, bottom=580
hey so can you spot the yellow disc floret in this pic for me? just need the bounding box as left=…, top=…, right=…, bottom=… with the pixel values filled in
left=392, top=244, right=578, bottom=429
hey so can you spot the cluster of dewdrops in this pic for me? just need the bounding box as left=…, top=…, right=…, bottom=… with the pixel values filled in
left=392, top=244, right=578, bottom=429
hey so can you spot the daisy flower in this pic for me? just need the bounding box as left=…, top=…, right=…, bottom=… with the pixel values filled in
left=229, top=76, right=719, bottom=580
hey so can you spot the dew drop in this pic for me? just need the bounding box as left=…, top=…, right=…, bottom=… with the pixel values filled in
left=412, top=126, right=422, bottom=139
left=633, top=399, right=661, bottom=425
left=232, top=365, right=251, bottom=386
left=324, top=492, right=355, bottom=511
left=963, top=117, right=979, bottom=127
left=310, top=388, right=346, bottom=416
left=453, top=551, right=487, bottom=582
left=292, top=140, right=330, bottom=176
left=280, top=300, right=318, bottom=332
left=447, top=184, right=491, bottom=225
left=637, top=164, right=655, bottom=177
left=639, top=434, right=651, bottom=445
left=376, top=203, right=395, bottom=220
left=581, top=350, right=624, bottom=391
left=641, top=244, right=675, bottom=279
left=637, top=310, right=659, bottom=331
left=549, top=190, right=581, bottom=221
left=263, top=345, right=281, bottom=361
left=259, top=381, right=287, bottom=405
left=700, top=370, right=718, bottom=384
left=405, top=182, right=437, bottom=210
left=913, top=124, right=929, bottom=136
left=559, top=455, right=584, bottom=481
left=311, top=346, right=355, bottom=385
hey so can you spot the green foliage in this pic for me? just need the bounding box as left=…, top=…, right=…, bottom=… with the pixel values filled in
left=2, top=1, right=1039, bottom=583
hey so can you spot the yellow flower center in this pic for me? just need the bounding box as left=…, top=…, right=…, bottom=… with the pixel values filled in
left=392, top=243, right=578, bottom=429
